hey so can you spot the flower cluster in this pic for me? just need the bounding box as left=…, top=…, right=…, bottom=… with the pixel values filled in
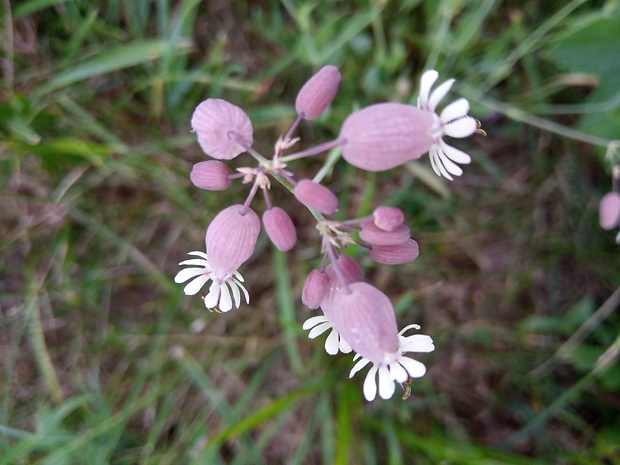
left=175, top=66, right=480, bottom=400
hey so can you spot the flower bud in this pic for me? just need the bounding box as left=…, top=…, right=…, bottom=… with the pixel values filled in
left=330, top=282, right=399, bottom=364
left=263, top=207, right=297, bottom=251
left=369, top=238, right=420, bottom=265
left=205, top=204, right=261, bottom=274
left=190, top=160, right=232, bottom=191
left=359, top=220, right=410, bottom=246
left=373, top=206, right=404, bottom=232
left=295, top=65, right=342, bottom=120
left=191, top=98, right=253, bottom=160
left=294, top=179, right=339, bottom=215
left=302, top=269, right=329, bottom=309
left=333, top=254, right=364, bottom=284
left=339, top=103, right=434, bottom=171
left=599, top=192, right=620, bottom=230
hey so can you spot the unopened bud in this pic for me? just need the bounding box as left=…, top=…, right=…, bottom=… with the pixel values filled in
left=339, top=103, right=434, bottom=171
left=368, top=238, right=420, bottom=265
left=360, top=220, right=410, bottom=246
left=295, top=65, right=342, bottom=120
left=294, top=179, right=339, bottom=215
left=599, top=192, right=620, bottom=230
left=302, top=269, right=329, bottom=309
left=190, top=160, right=232, bottom=191
left=373, top=206, right=405, bottom=231
left=263, top=207, right=297, bottom=251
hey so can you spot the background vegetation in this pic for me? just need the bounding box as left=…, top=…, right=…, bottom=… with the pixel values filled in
left=1, top=0, right=619, bottom=463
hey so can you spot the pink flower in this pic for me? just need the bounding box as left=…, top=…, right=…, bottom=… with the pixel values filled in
left=190, top=160, right=232, bottom=191
left=294, top=179, right=339, bottom=215
left=296, top=65, right=342, bottom=120
left=263, top=207, right=297, bottom=251
left=191, top=99, right=253, bottom=160
left=205, top=204, right=261, bottom=275
left=599, top=191, right=620, bottom=230
left=340, top=103, right=434, bottom=171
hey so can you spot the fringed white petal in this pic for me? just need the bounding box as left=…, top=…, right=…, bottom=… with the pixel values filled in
left=325, top=329, right=340, bottom=355
left=428, top=79, right=454, bottom=112
left=203, top=281, right=221, bottom=308
left=183, top=274, right=210, bottom=295
left=229, top=279, right=241, bottom=308
left=308, top=321, right=332, bottom=339
left=440, top=97, right=469, bottom=123
left=339, top=337, right=352, bottom=354
left=236, top=279, right=250, bottom=304
left=188, top=251, right=209, bottom=260
left=363, top=365, right=379, bottom=401
left=175, top=267, right=207, bottom=284
left=443, top=116, right=477, bottom=138
left=350, top=357, right=371, bottom=378
left=378, top=365, right=396, bottom=399
left=399, top=356, right=427, bottom=378
left=438, top=150, right=464, bottom=176
left=440, top=140, right=471, bottom=164
left=389, top=362, right=409, bottom=383
left=302, top=315, right=328, bottom=330
left=219, top=282, right=233, bottom=312
left=401, top=334, right=435, bottom=353
left=398, top=324, right=421, bottom=336
left=178, top=258, right=210, bottom=267
left=418, top=70, right=439, bottom=108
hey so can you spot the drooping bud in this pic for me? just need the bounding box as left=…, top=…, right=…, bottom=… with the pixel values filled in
left=332, top=254, right=364, bottom=284
left=330, top=282, right=400, bottom=364
left=205, top=204, right=261, bottom=274
left=190, top=160, right=233, bottom=191
left=302, top=269, right=329, bottom=309
left=599, top=192, right=620, bottom=230
left=373, top=206, right=404, bottom=232
left=339, top=103, right=434, bottom=171
left=295, top=65, right=342, bottom=120
left=294, top=179, right=339, bottom=215
left=359, top=220, right=410, bottom=246
left=191, top=98, right=253, bottom=160
left=368, top=238, right=420, bottom=265
left=263, top=207, right=297, bottom=251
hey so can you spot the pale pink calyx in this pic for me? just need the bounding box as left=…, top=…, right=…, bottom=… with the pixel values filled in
left=190, top=160, right=233, bottom=191
left=350, top=324, right=435, bottom=401
left=417, top=70, right=477, bottom=180
left=294, top=179, right=339, bottom=215
left=302, top=269, right=330, bottom=309
left=339, top=103, right=434, bottom=171
left=599, top=191, right=620, bottom=230
left=191, top=98, right=253, bottom=160
left=205, top=204, right=261, bottom=275
left=369, top=238, right=420, bottom=265
left=373, top=206, right=405, bottom=232
left=263, top=207, right=297, bottom=252
left=330, top=282, right=400, bottom=364
left=360, top=220, right=410, bottom=246
left=295, top=65, right=342, bottom=120
left=174, top=251, right=250, bottom=313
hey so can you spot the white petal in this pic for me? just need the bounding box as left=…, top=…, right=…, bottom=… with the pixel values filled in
left=178, top=258, right=209, bottom=267
left=399, top=356, right=427, bottom=378
left=378, top=365, right=396, bottom=399
left=428, top=79, right=454, bottom=112
left=401, top=334, right=435, bottom=353
left=233, top=271, right=245, bottom=282
left=236, top=279, right=250, bottom=304
left=308, top=321, right=332, bottom=339
left=430, top=146, right=453, bottom=180
left=339, top=337, right=352, bottom=354
left=219, top=282, right=233, bottom=312
left=302, top=315, right=328, bottom=330
left=203, top=282, right=221, bottom=308
left=437, top=150, right=464, bottom=176
left=175, top=267, right=206, bottom=284
left=418, top=70, right=439, bottom=108
left=228, top=279, right=241, bottom=308
left=325, top=329, right=340, bottom=355
left=350, top=357, right=371, bottom=378
left=443, top=116, right=477, bottom=138
left=363, top=365, right=379, bottom=401
left=183, top=274, right=210, bottom=295
left=440, top=140, right=471, bottom=164
left=440, top=98, right=469, bottom=123
left=398, top=324, right=421, bottom=336
left=428, top=147, right=444, bottom=178
left=188, top=251, right=209, bottom=259
left=389, top=362, right=409, bottom=383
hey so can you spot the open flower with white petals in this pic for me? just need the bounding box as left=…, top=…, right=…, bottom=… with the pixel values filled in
left=418, top=70, right=478, bottom=180
left=174, top=251, right=249, bottom=312
left=349, top=324, right=435, bottom=401
left=302, top=314, right=352, bottom=355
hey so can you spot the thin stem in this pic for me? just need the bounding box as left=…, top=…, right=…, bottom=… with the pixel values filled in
left=324, top=241, right=351, bottom=294
left=278, top=114, right=304, bottom=156
left=263, top=187, right=272, bottom=210
left=241, top=177, right=261, bottom=215
left=279, top=138, right=345, bottom=163
left=227, top=131, right=270, bottom=167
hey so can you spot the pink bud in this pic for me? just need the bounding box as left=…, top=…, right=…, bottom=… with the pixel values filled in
left=330, top=283, right=400, bottom=364
left=205, top=204, right=261, bottom=274
left=339, top=103, right=434, bottom=171
left=263, top=207, right=297, bottom=251
left=190, top=160, right=232, bottom=191
left=369, top=238, right=420, bottom=265
left=359, top=220, right=410, bottom=246
left=191, top=99, right=253, bottom=160
left=599, top=192, right=620, bottom=230
left=332, top=254, right=364, bottom=284
left=295, top=65, right=342, bottom=120
left=302, top=269, right=329, bottom=309
left=373, top=206, right=404, bottom=232
left=294, top=179, right=339, bottom=215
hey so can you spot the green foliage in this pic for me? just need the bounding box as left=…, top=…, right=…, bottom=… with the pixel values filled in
left=1, top=0, right=618, bottom=463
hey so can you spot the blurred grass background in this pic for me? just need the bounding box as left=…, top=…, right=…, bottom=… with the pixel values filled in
left=1, top=0, right=619, bottom=463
